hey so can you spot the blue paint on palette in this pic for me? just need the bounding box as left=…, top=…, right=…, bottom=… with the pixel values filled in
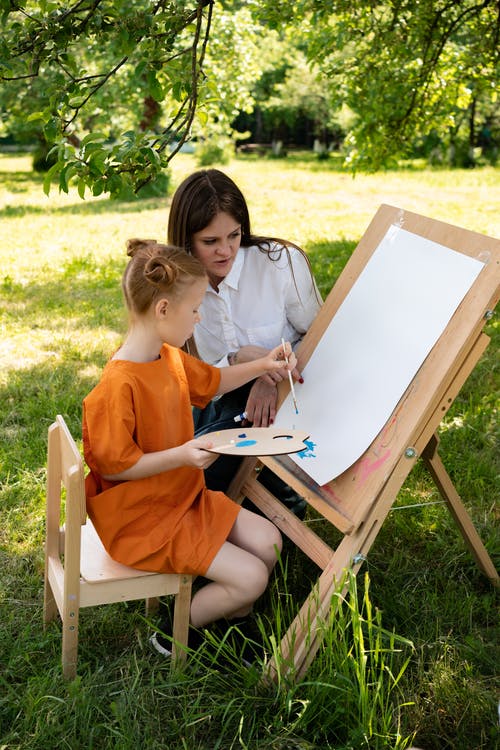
left=236, top=439, right=257, bottom=447
left=297, top=439, right=316, bottom=459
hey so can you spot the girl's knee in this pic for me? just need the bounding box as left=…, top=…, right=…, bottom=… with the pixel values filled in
left=272, top=524, right=283, bottom=555
left=245, top=557, right=270, bottom=601
left=230, top=509, right=282, bottom=568
left=261, top=519, right=282, bottom=562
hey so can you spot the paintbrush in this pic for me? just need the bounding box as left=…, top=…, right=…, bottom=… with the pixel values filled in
left=281, top=337, right=299, bottom=415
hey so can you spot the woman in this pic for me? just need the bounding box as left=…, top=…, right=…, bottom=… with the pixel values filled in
left=167, top=169, right=321, bottom=500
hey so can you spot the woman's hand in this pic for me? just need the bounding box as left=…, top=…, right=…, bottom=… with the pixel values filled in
left=245, top=342, right=298, bottom=426
left=244, top=377, right=279, bottom=427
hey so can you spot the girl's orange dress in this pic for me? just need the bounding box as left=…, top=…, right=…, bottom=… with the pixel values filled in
left=82, top=344, right=241, bottom=575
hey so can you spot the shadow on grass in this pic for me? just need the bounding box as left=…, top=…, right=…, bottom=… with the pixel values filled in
left=0, top=157, right=171, bottom=216
left=0, top=256, right=130, bottom=484
left=0, top=169, right=45, bottom=189
left=0, top=192, right=169, bottom=218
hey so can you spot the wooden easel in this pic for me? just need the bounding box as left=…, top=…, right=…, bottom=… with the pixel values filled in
left=228, top=205, right=499, bottom=682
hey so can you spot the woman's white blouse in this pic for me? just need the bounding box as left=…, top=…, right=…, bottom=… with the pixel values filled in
left=194, top=243, right=321, bottom=366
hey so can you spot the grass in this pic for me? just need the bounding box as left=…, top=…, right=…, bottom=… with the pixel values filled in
left=0, top=151, right=499, bottom=749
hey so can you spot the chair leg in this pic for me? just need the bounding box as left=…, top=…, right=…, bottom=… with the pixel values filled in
left=43, top=575, right=58, bottom=625
left=61, top=607, right=80, bottom=680
left=171, top=575, right=192, bottom=666
left=145, top=597, right=160, bottom=617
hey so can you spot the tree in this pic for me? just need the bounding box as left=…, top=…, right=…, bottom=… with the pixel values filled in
left=235, top=34, right=341, bottom=152
left=1, top=1, right=498, bottom=194
left=0, top=0, right=219, bottom=196
left=190, top=4, right=268, bottom=164
left=0, top=1, right=271, bottom=195
left=250, top=0, right=500, bottom=169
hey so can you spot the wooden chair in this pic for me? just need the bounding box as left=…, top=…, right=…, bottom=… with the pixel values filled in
left=43, top=415, right=192, bottom=680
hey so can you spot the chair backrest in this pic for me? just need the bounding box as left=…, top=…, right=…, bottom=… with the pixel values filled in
left=59, top=415, right=86, bottom=520
left=46, top=416, right=87, bottom=582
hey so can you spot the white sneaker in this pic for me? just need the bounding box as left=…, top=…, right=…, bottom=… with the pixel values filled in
left=149, top=631, right=172, bottom=657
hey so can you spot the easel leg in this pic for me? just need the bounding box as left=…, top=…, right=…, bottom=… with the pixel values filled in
left=422, top=434, right=499, bottom=585
left=268, top=464, right=407, bottom=683
left=269, top=543, right=362, bottom=683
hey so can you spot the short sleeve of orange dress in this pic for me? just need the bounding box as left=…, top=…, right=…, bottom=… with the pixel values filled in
left=82, top=344, right=241, bottom=575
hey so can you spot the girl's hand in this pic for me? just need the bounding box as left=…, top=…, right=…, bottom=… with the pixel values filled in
left=265, top=341, right=297, bottom=374
left=229, top=345, right=269, bottom=364
left=216, top=341, right=298, bottom=401
left=249, top=342, right=301, bottom=390
left=180, top=438, right=219, bottom=469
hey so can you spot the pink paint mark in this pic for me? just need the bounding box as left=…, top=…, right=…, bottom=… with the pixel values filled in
left=379, top=415, right=398, bottom=448
left=320, top=483, right=345, bottom=505
left=358, top=449, right=391, bottom=486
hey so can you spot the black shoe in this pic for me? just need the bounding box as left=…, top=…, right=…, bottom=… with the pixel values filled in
left=208, top=617, right=264, bottom=668
left=281, top=492, right=307, bottom=519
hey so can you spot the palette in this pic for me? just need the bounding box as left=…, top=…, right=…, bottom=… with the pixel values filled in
left=203, top=427, right=310, bottom=456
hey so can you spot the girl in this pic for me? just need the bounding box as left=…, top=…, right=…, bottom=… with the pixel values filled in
left=83, top=239, right=296, bottom=654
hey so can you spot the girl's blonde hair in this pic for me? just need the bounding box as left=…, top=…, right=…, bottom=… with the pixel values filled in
left=122, top=238, right=206, bottom=315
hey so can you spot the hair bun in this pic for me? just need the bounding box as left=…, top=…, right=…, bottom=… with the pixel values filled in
left=144, top=255, right=178, bottom=286
left=126, top=238, right=158, bottom=258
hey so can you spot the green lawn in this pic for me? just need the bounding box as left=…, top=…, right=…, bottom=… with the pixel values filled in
left=0, top=152, right=498, bottom=749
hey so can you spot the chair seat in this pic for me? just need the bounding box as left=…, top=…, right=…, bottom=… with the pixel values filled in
left=81, top=518, right=158, bottom=583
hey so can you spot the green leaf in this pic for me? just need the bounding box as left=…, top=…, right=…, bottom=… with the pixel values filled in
left=43, top=117, right=59, bottom=143
left=84, top=142, right=106, bottom=157
left=42, top=161, right=60, bottom=197
left=172, top=81, right=185, bottom=102
left=197, top=109, right=208, bottom=126
left=58, top=163, right=77, bottom=194
left=26, top=111, right=46, bottom=123
left=77, top=178, right=86, bottom=200
left=147, top=71, right=164, bottom=103
left=81, top=132, right=107, bottom=145
left=92, top=178, right=105, bottom=197
left=68, top=97, right=87, bottom=108
left=88, top=151, right=107, bottom=175
left=43, top=171, right=52, bottom=197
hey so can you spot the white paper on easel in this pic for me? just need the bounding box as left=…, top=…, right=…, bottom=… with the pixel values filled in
left=274, top=226, right=484, bottom=486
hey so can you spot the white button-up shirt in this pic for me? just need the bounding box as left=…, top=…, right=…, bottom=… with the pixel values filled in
left=194, top=243, right=321, bottom=366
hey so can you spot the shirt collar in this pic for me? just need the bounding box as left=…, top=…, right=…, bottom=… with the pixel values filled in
left=219, top=247, right=244, bottom=291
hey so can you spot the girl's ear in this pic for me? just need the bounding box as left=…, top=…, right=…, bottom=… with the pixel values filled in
left=156, top=298, right=169, bottom=318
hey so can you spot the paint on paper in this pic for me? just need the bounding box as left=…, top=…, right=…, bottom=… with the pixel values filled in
left=297, top=439, right=317, bottom=459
